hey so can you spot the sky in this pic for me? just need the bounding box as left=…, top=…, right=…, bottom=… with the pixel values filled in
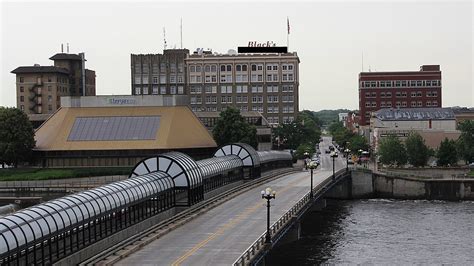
left=1, top=0, right=473, bottom=111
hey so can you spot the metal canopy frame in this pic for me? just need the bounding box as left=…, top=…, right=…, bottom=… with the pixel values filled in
left=130, top=152, right=204, bottom=206
left=0, top=171, right=174, bottom=263
left=257, top=151, right=293, bottom=164
left=214, top=143, right=261, bottom=178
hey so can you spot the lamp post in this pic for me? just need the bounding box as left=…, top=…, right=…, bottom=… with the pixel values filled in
left=308, top=161, right=318, bottom=198
left=330, top=151, right=338, bottom=180
left=344, top=148, right=351, bottom=172
left=261, top=187, right=276, bottom=243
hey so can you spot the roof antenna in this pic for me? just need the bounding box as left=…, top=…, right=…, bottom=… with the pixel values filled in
left=180, top=18, right=183, bottom=49
left=61, top=43, right=64, bottom=53
left=67, top=43, right=69, bottom=53
left=163, top=27, right=167, bottom=50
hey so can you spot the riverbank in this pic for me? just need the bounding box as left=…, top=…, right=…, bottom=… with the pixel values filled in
left=329, top=169, right=474, bottom=200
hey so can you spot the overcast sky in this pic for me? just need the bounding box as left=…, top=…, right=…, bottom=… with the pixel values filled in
left=1, top=0, right=472, bottom=111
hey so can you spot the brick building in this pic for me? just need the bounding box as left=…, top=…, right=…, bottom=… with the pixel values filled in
left=358, top=65, right=442, bottom=126
left=131, top=49, right=300, bottom=125
left=12, top=52, right=95, bottom=127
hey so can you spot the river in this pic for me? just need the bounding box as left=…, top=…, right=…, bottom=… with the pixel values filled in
left=266, top=199, right=474, bottom=265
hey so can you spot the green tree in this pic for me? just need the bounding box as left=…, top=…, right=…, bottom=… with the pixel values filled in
left=378, top=135, right=407, bottom=166
left=0, top=107, right=36, bottom=167
left=437, top=138, right=458, bottom=166
left=456, top=120, right=474, bottom=163
left=273, top=111, right=321, bottom=150
left=349, top=134, right=369, bottom=152
left=212, top=107, right=257, bottom=148
left=405, top=132, right=429, bottom=167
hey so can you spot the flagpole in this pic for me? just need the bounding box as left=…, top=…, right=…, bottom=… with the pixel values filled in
left=287, top=17, right=290, bottom=52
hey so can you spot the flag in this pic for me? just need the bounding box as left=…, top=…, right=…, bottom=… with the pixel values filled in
left=287, top=17, right=290, bottom=34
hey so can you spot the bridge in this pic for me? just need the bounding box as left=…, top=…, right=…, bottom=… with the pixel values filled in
left=0, top=137, right=353, bottom=265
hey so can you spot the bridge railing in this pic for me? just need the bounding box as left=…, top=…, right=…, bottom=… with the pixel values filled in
left=233, top=169, right=347, bottom=266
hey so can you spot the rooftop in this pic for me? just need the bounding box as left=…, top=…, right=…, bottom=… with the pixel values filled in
left=49, top=53, right=84, bottom=61
left=34, top=106, right=217, bottom=151
left=11, top=66, right=69, bottom=74
left=375, top=108, right=455, bottom=121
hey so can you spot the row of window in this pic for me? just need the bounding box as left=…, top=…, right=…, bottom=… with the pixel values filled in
left=365, top=90, right=439, bottom=98
left=361, top=80, right=441, bottom=88
left=189, top=85, right=294, bottom=94
left=18, top=76, right=69, bottom=84
left=189, top=73, right=294, bottom=83
left=134, top=75, right=184, bottom=85
left=364, top=101, right=438, bottom=108
left=134, top=63, right=184, bottom=74
left=134, top=86, right=185, bottom=95
left=191, top=105, right=296, bottom=115
left=190, top=95, right=294, bottom=104
left=188, top=63, right=294, bottom=73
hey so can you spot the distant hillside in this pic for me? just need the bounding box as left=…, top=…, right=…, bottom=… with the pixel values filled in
left=313, top=109, right=351, bottom=126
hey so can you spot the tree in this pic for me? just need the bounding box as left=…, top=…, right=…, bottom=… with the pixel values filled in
left=456, top=120, right=474, bottom=164
left=273, top=111, right=321, bottom=151
left=0, top=107, right=36, bottom=167
left=212, top=107, right=257, bottom=148
left=349, top=134, right=369, bottom=152
left=437, top=138, right=458, bottom=166
left=405, top=132, right=429, bottom=167
left=378, top=135, right=407, bottom=166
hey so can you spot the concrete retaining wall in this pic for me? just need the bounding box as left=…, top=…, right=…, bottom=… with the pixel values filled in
left=348, top=170, right=474, bottom=200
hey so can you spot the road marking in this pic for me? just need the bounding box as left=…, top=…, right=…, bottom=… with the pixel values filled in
left=171, top=172, right=310, bottom=266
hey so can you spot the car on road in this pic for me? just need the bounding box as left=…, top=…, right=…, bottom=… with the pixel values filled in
left=325, top=149, right=330, bottom=154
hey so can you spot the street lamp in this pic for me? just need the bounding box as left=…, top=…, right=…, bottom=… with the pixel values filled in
left=261, top=187, right=276, bottom=243
left=344, top=148, right=351, bottom=172
left=330, top=151, right=338, bottom=180
left=308, top=161, right=318, bottom=198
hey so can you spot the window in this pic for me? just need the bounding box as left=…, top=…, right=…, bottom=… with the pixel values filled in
left=396, top=101, right=401, bottom=107
left=432, top=91, right=438, bottom=97
left=220, top=65, right=226, bottom=72
left=411, top=101, right=416, bottom=107
left=20, top=96, right=24, bottom=102
left=410, top=81, right=416, bottom=86
left=135, top=76, right=141, bottom=84
left=401, top=81, right=407, bottom=87
left=411, top=92, right=417, bottom=97
left=267, top=65, right=272, bottom=71
left=20, top=77, right=24, bottom=83
left=20, top=86, right=24, bottom=92
left=205, top=65, right=211, bottom=72
left=160, top=86, right=166, bottom=94
left=143, top=86, right=149, bottom=94
left=432, top=101, right=438, bottom=107
left=416, top=81, right=422, bottom=86
left=426, top=80, right=431, bottom=86
left=380, top=102, right=386, bottom=107
left=20, top=105, right=24, bottom=111
left=402, top=92, right=407, bottom=97
left=417, top=101, right=422, bottom=107
left=196, top=65, right=202, bottom=72
left=178, top=86, right=184, bottom=94
left=396, top=92, right=401, bottom=97
left=142, top=76, right=149, bottom=84
left=365, top=92, right=370, bottom=98
left=402, top=102, right=407, bottom=107
left=236, top=65, right=241, bottom=72
left=371, top=92, right=376, bottom=97
left=417, top=91, right=422, bottom=97
left=365, top=102, right=371, bottom=107
left=371, top=102, right=377, bottom=107
left=227, top=65, right=232, bottom=71
left=190, top=65, right=196, bottom=72
left=395, top=81, right=401, bottom=87
left=152, top=86, right=159, bottom=94
left=153, top=76, right=158, bottom=84
left=178, top=75, right=184, bottom=83
left=135, top=87, right=141, bottom=94
left=160, top=75, right=166, bottom=84
left=48, top=105, right=52, bottom=111
left=170, top=76, right=176, bottom=83
left=386, top=102, right=392, bottom=107
left=380, top=92, right=385, bottom=98
left=211, top=65, right=217, bottom=72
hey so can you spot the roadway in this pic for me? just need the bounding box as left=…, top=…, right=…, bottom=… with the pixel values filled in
left=117, top=137, right=345, bottom=266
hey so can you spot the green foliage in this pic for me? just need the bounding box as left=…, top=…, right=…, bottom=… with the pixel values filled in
left=456, top=120, right=474, bottom=163
left=405, top=132, right=429, bottom=167
left=328, top=121, right=368, bottom=152
left=313, top=109, right=351, bottom=126
left=348, top=135, right=369, bottom=152
left=212, top=107, right=258, bottom=148
left=378, top=135, right=407, bottom=166
left=273, top=111, right=321, bottom=151
left=437, top=138, right=458, bottom=166
left=0, top=167, right=132, bottom=181
left=0, top=107, right=36, bottom=167
left=295, top=143, right=315, bottom=159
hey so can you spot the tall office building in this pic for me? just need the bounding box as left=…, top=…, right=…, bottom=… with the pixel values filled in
left=358, top=65, right=442, bottom=126
left=131, top=49, right=300, bottom=125
left=12, top=51, right=95, bottom=127
left=130, top=49, right=188, bottom=96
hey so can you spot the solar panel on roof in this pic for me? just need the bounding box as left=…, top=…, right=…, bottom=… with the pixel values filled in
left=68, top=116, right=160, bottom=141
